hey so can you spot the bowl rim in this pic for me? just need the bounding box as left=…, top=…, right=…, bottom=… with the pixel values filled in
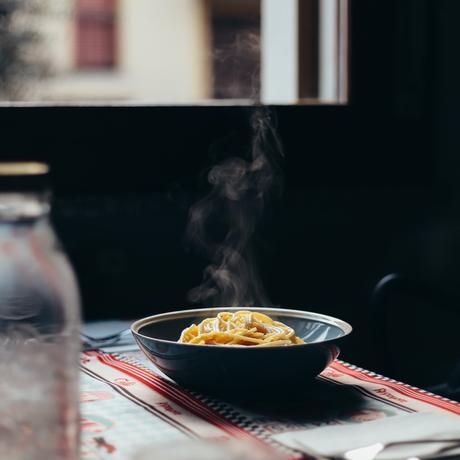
left=130, top=307, right=353, bottom=349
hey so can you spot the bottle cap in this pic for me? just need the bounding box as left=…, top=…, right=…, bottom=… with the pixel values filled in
left=0, top=162, right=50, bottom=192
left=0, top=162, right=49, bottom=176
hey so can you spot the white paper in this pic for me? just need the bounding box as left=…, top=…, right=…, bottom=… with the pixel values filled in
left=273, top=412, right=460, bottom=460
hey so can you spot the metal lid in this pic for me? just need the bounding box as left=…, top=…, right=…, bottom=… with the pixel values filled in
left=0, top=162, right=50, bottom=193
left=0, top=162, right=49, bottom=176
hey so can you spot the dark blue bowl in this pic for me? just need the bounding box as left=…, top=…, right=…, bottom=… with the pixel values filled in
left=131, top=307, right=352, bottom=395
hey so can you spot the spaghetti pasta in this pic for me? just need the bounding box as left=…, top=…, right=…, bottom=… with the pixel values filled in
left=178, top=311, right=305, bottom=347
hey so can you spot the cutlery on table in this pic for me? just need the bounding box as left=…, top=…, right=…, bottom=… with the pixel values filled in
left=292, top=437, right=460, bottom=460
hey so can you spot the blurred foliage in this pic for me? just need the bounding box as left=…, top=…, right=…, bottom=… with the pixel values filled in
left=0, top=0, right=49, bottom=100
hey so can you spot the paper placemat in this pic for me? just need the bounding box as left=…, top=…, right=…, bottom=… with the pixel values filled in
left=80, top=351, right=460, bottom=460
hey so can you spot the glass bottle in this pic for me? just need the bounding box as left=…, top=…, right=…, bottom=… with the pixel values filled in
left=0, top=163, right=81, bottom=460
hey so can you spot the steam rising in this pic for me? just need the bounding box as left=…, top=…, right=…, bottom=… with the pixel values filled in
left=187, top=108, right=284, bottom=307
left=213, top=31, right=261, bottom=99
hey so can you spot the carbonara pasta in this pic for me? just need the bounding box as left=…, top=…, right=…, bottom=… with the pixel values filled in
left=178, top=311, right=305, bottom=347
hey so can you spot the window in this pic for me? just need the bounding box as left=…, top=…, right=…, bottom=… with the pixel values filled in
left=0, top=0, right=349, bottom=104
left=76, top=0, right=116, bottom=70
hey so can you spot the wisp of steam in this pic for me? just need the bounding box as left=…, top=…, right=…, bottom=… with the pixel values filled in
left=187, top=107, right=284, bottom=308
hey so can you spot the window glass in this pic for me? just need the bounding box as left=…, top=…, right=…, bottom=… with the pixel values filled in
left=0, top=0, right=348, bottom=104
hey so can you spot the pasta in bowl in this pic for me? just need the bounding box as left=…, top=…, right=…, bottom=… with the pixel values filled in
left=178, top=311, right=305, bottom=346
left=131, top=307, right=352, bottom=395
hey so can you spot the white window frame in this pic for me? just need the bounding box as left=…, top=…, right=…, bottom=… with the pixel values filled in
left=261, top=0, right=349, bottom=104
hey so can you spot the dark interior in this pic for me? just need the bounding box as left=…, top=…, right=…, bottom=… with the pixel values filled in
left=2, top=0, right=460, bottom=392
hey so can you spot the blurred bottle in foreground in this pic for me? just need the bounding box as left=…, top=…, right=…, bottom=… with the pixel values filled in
left=0, top=163, right=81, bottom=460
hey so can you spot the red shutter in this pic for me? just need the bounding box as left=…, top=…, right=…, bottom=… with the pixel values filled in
left=76, top=0, right=116, bottom=69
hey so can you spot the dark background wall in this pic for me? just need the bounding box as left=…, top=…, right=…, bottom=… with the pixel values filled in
left=1, top=0, right=459, bottom=388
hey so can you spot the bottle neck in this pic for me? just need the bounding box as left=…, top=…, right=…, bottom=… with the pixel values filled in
left=0, top=193, right=50, bottom=223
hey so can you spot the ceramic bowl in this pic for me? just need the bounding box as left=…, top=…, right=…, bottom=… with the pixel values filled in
left=131, top=307, right=352, bottom=395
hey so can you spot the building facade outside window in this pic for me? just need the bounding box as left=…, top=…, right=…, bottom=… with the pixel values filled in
left=0, top=0, right=348, bottom=104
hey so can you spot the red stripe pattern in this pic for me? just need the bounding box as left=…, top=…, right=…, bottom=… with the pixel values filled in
left=330, top=361, right=460, bottom=415
left=95, top=353, right=266, bottom=446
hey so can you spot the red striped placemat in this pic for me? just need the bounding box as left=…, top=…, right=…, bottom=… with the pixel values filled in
left=80, top=351, right=460, bottom=460
left=326, top=361, right=460, bottom=415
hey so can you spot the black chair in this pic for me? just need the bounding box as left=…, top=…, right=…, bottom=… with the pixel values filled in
left=371, top=273, right=460, bottom=401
